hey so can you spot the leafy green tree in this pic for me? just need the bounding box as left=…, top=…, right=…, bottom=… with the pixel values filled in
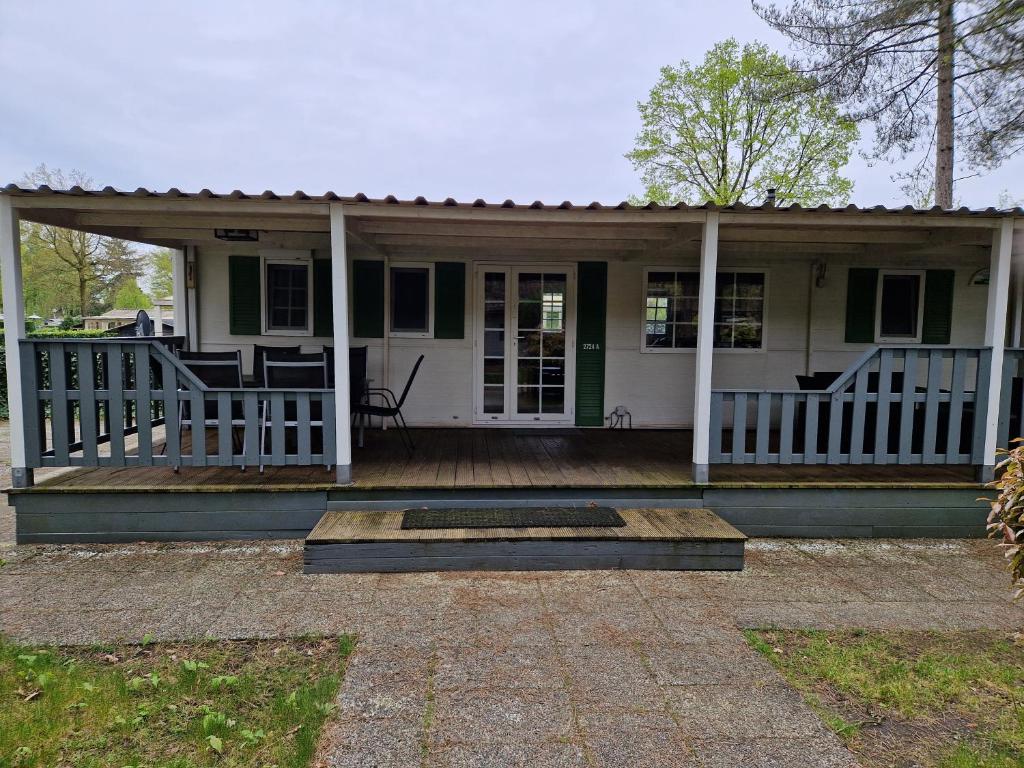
left=17, top=165, right=147, bottom=317
left=112, top=279, right=152, bottom=310
left=626, top=39, right=858, bottom=206
left=149, top=248, right=175, bottom=300
left=755, top=0, right=1024, bottom=208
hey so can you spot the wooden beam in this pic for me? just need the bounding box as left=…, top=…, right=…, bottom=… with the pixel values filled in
left=358, top=219, right=685, bottom=240
left=343, top=203, right=710, bottom=225
left=719, top=211, right=1000, bottom=229
left=76, top=211, right=330, bottom=232
left=0, top=198, right=32, bottom=487
left=371, top=233, right=650, bottom=250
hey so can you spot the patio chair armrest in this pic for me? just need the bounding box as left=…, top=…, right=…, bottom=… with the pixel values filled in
left=365, top=387, right=399, bottom=408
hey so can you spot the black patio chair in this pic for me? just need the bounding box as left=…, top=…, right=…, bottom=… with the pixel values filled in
left=251, top=344, right=301, bottom=387
left=175, top=350, right=247, bottom=469
left=353, top=355, right=424, bottom=455
left=259, top=351, right=329, bottom=472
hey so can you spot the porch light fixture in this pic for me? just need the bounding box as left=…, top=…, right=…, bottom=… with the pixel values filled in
left=214, top=228, right=260, bottom=242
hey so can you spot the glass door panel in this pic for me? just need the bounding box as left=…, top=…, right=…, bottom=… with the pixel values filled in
left=481, top=271, right=507, bottom=416
left=514, top=271, right=568, bottom=420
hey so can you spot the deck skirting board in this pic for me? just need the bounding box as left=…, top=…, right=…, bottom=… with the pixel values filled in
left=12, top=487, right=990, bottom=543
left=304, top=541, right=745, bottom=573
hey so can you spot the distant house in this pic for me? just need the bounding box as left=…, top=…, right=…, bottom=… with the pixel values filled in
left=83, top=299, right=175, bottom=334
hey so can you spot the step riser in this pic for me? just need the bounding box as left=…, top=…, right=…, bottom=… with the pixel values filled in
left=326, top=497, right=706, bottom=511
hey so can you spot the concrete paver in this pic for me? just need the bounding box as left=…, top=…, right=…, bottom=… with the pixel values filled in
left=3, top=494, right=1022, bottom=767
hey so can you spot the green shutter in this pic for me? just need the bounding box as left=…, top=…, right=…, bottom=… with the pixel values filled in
left=575, top=262, right=608, bottom=427
left=922, top=269, right=955, bottom=344
left=228, top=255, right=261, bottom=336
left=434, top=262, right=466, bottom=339
left=313, top=259, right=333, bottom=337
left=844, top=268, right=878, bottom=343
left=352, top=260, right=385, bottom=338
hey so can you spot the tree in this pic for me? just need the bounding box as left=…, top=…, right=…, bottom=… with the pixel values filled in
left=149, top=248, right=175, bottom=300
left=112, top=279, right=152, bottom=310
left=626, top=39, right=858, bottom=207
left=18, top=165, right=148, bottom=316
left=754, top=0, right=1024, bottom=208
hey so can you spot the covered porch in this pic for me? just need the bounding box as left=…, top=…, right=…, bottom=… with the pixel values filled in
left=0, top=186, right=1020, bottom=503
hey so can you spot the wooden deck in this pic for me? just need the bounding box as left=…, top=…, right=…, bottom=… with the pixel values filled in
left=24, top=428, right=981, bottom=493
left=304, top=507, right=746, bottom=572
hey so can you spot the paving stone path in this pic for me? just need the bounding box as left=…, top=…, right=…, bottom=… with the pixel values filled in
left=3, top=522, right=1021, bottom=767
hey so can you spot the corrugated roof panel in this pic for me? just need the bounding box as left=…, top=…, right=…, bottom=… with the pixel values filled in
left=2, top=183, right=1022, bottom=216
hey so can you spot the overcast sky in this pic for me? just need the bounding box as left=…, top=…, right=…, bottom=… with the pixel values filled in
left=1, top=0, right=1020, bottom=208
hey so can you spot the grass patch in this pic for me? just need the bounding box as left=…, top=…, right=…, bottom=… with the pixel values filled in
left=0, top=634, right=354, bottom=768
left=745, top=629, right=1024, bottom=768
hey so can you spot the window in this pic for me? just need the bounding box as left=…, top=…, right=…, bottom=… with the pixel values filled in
left=876, top=271, right=923, bottom=341
left=643, top=269, right=765, bottom=351
left=390, top=265, right=434, bottom=336
left=262, top=254, right=312, bottom=335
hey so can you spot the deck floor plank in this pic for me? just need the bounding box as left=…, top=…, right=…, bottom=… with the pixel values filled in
left=22, top=427, right=980, bottom=493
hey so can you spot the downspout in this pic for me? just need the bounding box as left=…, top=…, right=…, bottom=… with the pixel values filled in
left=1012, top=257, right=1024, bottom=348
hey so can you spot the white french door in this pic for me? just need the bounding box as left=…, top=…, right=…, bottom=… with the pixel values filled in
left=473, top=264, right=576, bottom=424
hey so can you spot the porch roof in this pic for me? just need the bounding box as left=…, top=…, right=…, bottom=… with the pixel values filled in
left=2, top=183, right=1019, bottom=254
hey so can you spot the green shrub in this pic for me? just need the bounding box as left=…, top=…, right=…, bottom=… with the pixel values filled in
left=988, top=443, right=1024, bottom=600
left=0, top=329, right=114, bottom=418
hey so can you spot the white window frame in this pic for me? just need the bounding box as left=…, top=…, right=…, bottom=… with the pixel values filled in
left=260, top=249, right=314, bottom=337
left=388, top=262, right=435, bottom=338
left=875, top=269, right=925, bottom=343
left=639, top=266, right=768, bottom=353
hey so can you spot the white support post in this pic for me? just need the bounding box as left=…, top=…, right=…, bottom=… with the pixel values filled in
left=185, top=246, right=200, bottom=350
left=0, top=196, right=32, bottom=487
left=692, top=211, right=719, bottom=483
left=330, top=204, right=353, bottom=484
left=172, top=247, right=188, bottom=342
left=980, top=218, right=1015, bottom=481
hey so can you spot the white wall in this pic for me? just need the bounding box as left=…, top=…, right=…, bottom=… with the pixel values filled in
left=195, top=243, right=991, bottom=429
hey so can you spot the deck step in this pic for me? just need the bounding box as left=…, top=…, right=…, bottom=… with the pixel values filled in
left=303, top=507, right=746, bottom=574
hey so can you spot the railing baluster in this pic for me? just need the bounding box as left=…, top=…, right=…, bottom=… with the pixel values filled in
left=947, top=349, right=968, bottom=460
left=77, top=343, right=99, bottom=464
left=297, top=394, right=312, bottom=465
left=850, top=365, right=869, bottom=464
left=732, top=392, right=747, bottom=464
left=135, top=343, right=153, bottom=463
left=779, top=393, right=795, bottom=464
left=874, top=349, right=894, bottom=464
left=755, top=392, right=771, bottom=463
left=107, top=346, right=125, bottom=464
left=709, top=392, right=723, bottom=462
left=804, top=393, right=819, bottom=463
left=972, top=348, right=992, bottom=464
left=322, top=391, right=336, bottom=467
left=826, top=391, right=843, bottom=463
left=50, top=342, right=70, bottom=464
left=898, top=349, right=918, bottom=463
left=189, top=386, right=207, bottom=467
left=921, top=349, right=943, bottom=463
left=244, top=391, right=260, bottom=468
left=160, top=353, right=181, bottom=465
left=217, top=392, right=233, bottom=467
left=270, top=391, right=286, bottom=465
left=19, top=343, right=42, bottom=467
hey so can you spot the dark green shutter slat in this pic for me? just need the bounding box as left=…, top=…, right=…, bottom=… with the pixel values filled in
left=313, top=259, right=333, bottom=336
left=844, top=268, right=878, bottom=343
left=352, top=260, right=384, bottom=338
left=922, top=269, right=955, bottom=344
left=228, top=255, right=261, bottom=336
left=575, top=262, right=607, bottom=427
left=434, top=262, right=465, bottom=339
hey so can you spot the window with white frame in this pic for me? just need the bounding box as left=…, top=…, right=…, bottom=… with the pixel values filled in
left=876, top=270, right=924, bottom=341
left=262, top=254, right=313, bottom=334
left=643, top=269, right=765, bottom=350
left=390, top=264, right=434, bottom=336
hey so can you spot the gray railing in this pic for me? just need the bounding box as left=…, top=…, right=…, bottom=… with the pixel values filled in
left=710, top=346, right=989, bottom=465
left=998, top=349, right=1024, bottom=451
left=20, top=338, right=337, bottom=470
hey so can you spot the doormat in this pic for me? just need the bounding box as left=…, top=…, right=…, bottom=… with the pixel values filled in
left=400, top=506, right=625, bottom=529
